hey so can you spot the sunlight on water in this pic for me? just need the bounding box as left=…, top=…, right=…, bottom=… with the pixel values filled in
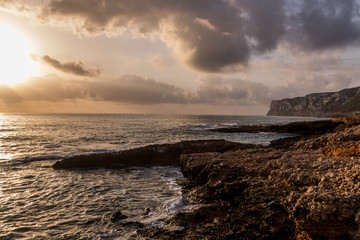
left=0, top=114, right=320, bottom=164
left=0, top=114, right=16, bottom=162
left=0, top=149, right=15, bottom=162
left=0, top=161, right=187, bottom=239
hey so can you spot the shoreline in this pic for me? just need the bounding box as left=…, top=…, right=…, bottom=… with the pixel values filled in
left=52, top=115, right=360, bottom=239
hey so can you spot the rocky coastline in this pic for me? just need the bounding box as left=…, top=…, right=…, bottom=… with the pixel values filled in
left=52, top=115, right=360, bottom=239
left=266, top=86, right=360, bottom=117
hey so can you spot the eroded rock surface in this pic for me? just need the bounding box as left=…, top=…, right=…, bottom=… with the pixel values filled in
left=293, top=123, right=360, bottom=158
left=139, top=145, right=360, bottom=239
left=138, top=118, right=360, bottom=239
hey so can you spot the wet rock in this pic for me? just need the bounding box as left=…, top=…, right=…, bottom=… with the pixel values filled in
left=52, top=140, right=252, bottom=169
left=109, top=211, right=128, bottom=222
left=119, top=221, right=144, bottom=228
left=138, top=227, right=184, bottom=240
left=143, top=208, right=151, bottom=215
left=210, top=119, right=345, bottom=136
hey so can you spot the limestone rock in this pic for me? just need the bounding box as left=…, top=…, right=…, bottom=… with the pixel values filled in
left=267, top=86, right=360, bottom=117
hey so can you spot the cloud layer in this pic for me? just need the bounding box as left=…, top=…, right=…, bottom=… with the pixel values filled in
left=32, top=55, right=100, bottom=77
left=0, top=74, right=188, bottom=104
left=6, top=0, right=358, bottom=73
left=1, top=72, right=351, bottom=106
left=1, top=0, right=358, bottom=114
left=287, top=0, right=360, bottom=50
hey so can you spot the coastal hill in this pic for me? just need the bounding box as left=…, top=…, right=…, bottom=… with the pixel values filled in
left=267, top=86, right=360, bottom=117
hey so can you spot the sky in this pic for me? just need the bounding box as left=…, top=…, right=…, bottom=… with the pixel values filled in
left=0, top=0, right=360, bottom=115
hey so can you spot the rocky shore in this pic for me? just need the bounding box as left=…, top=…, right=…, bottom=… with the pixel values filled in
left=53, top=115, right=360, bottom=239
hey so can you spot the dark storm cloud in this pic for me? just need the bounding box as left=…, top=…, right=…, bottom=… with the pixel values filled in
left=32, top=55, right=100, bottom=77
left=4, top=0, right=360, bottom=72
left=288, top=0, right=360, bottom=50
left=233, top=0, right=287, bottom=52
left=38, top=0, right=251, bottom=72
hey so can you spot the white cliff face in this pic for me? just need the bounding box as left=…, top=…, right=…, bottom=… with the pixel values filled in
left=267, top=87, right=360, bottom=117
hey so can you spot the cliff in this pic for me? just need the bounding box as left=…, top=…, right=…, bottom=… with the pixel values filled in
left=267, top=86, right=360, bottom=117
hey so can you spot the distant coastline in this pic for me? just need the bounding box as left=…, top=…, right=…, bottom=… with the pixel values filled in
left=267, top=86, right=360, bottom=117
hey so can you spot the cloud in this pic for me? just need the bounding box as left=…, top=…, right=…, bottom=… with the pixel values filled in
left=192, top=76, right=271, bottom=105
left=0, top=0, right=17, bottom=8
left=88, top=75, right=188, bottom=104
left=150, top=54, right=174, bottom=67
left=32, top=55, right=100, bottom=77
left=4, top=0, right=358, bottom=73
left=0, top=73, right=354, bottom=114
left=270, top=74, right=353, bottom=100
left=232, top=0, right=286, bottom=52
left=0, top=74, right=270, bottom=106
left=39, top=0, right=251, bottom=72
left=13, top=75, right=85, bottom=102
left=191, top=74, right=353, bottom=105
left=287, top=0, right=360, bottom=51
left=0, top=84, right=21, bottom=103
left=0, top=74, right=188, bottom=105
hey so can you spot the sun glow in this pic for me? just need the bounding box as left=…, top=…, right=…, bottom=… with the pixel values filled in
left=0, top=24, right=36, bottom=85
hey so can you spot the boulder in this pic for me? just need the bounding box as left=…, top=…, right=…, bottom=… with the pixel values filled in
left=109, top=211, right=128, bottom=222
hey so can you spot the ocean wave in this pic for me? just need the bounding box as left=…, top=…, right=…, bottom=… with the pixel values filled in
left=0, top=165, right=189, bottom=239
left=4, top=155, right=65, bottom=167
left=189, top=123, right=239, bottom=131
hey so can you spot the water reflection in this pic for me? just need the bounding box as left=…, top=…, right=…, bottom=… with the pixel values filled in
left=0, top=161, right=186, bottom=239
left=0, top=114, right=16, bottom=162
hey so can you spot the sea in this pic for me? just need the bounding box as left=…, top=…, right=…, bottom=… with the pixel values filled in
left=0, top=113, right=321, bottom=239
